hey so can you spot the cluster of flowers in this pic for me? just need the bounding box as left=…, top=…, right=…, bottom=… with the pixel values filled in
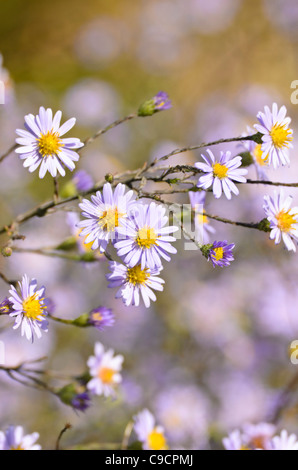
left=194, top=103, right=298, bottom=255
left=223, top=423, right=298, bottom=451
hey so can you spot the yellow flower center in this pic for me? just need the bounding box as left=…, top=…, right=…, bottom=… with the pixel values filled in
left=126, top=265, right=149, bottom=285
left=91, top=312, right=103, bottom=322
left=136, top=226, right=158, bottom=249
left=240, top=445, right=251, bottom=450
left=38, top=131, right=62, bottom=157
left=276, top=210, right=296, bottom=232
left=253, top=144, right=268, bottom=166
left=22, top=294, right=46, bottom=321
left=213, top=247, right=224, bottom=261
left=98, top=367, right=115, bottom=384
left=270, top=124, right=292, bottom=149
left=213, top=162, right=228, bottom=179
left=98, top=208, right=122, bottom=232
left=148, top=428, right=168, bottom=450
left=10, top=445, right=24, bottom=450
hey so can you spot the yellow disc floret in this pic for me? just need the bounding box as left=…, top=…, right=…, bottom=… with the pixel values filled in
left=99, top=208, right=121, bottom=232
left=98, top=367, right=115, bottom=384
left=148, top=428, right=168, bottom=450
left=136, top=226, right=158, bottom=249
left=213, top=162, right=228, bottom=179
left=213, top=247, right=224, bottom=261
left=22, top=294, right=46, bottom=321
left=270, top=124, right=292, bottom=149
left=38, top=131, right=62, bottom=157
left=126, top=265, right=149, bottom=285
left=276, top=210, right=297, bottom=233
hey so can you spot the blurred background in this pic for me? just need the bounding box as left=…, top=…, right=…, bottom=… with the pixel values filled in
left=1, top=0, right=298, bottom=450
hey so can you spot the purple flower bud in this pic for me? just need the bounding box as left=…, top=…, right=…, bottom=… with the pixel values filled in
left=88, top=306, right=115, bottom=331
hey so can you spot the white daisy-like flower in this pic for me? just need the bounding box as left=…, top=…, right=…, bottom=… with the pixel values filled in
left=263, top=189, right=298, bottom=252
left=133, top=409, right=168, bottom=450
left=78, top=183, right=136, bottom=253
left=195, top=149, right=248, bottom=200
left=106, top=261, right=164, bottom=308
left=242, top=422, right=276, bottom=450
left=0, top=425, right=41, bottom=450
left=86, top=342, right=123, bottom=398
left=241, top=126, right=269, bottom=180
left=254, top=103, right=293, bottom=169
left=271, top=430, right=298, bottom=450
left=15, top=106, right=84, bottom=178
left=222, top=430, right=248, bottom=450
left=8, top=274, right=49, bottom=342
left=115, top=202, right=178, bottom=270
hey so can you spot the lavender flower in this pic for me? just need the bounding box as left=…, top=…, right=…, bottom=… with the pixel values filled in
left=189, top=191, right=215, bottom=243
left=0, top=425, right=41, bottom=450
left=263, top=189, right=298, bottom=252
left=78, top=183, right=136, bottom=253
left=208, top=241, right=235, bottom=267
left=15, top=106, right=84, bottom=178
left=71, top=392, right=91, bottom=412
left=87, top=342, right=123, bottom=398
left=106, top=261, right=165, bottom=308
left=254, top=103, right=293, bottom=169
left=88, top=306, right=115, bottom=331
left=195, top=149, right=248, bottom=199
left=72, top=169, right=94, bottom=192
left=138, top=91, right=172, bottom=116
left=115, top=202, right=178, bottom=270
left=0, top=297, right=14, bottom=315
left=8, top=274, right=49, bottom=342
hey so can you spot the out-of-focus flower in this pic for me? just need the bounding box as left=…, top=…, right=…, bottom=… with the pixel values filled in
left=242, top=422, right=276, bottom=450
left=0, top=425, right=41, bottom=450
left=189, top=191, right=216, bottom=243
left=254, top=103, right=293, bottom=169
left=15, top=106, right=83, bottom=178
left=72, top=169, right=94, bottom=192
left=241, top=127, right=269, bottom=180
left=222, top=429, right=247, bottom=450
left=133, top=409, right=168, bottom=450
left=115, top=202, right=178, bottom=270
left=208, top=241, right=235, bottom=267
left=0, top=53, right=14, bottom=104
left=87, top=342, right=123, bottom=398
left=0, top=297, right=14, bottom=315
left=271, top=430, right=298, bottom=450
left=78, top=183, right=136, bottom=253
left=263, top=189, right=298, bottom=252
left=138, top=92, right=172, bottom=117
left=8, top=275, right=49, bottom=342
left=195, top=149, right=247, bottom=199
left=106, top=261, right=164, bottom=308
left=71, top=391, right=91, bottom=412
left=88, top=306, right=115, bottom=331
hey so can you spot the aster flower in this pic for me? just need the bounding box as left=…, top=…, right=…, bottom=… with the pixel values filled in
left=254, top=103, right=293, bottom=169
left=0, top=297, right=14, bottom=315
left=15, top=106, right=84, bottom=178
left=87, top=342, right=123, bottom=398
left=78, top=183, right=136, bottom=253
left=263, top=189, right=298, bottom=252
left=271, top=430, right=298, bottom=450
left=138, top=91, right=172, bottom=117
left=66, top=211, right=103, bottom=258
left=71, top=392, right=91, bottom=412
left=208, top=241, right=235, bottom=267
left=115, top=202, right=178, bottom=270
left=222, top=430, right=248, bottom=450
left=0, top=425, right=41, bottom=450
left=8, top=275, right=49, bottom=342
left=195, top=149, right=248, bottom=200
left=242, top=422, right=276, bottom=450
left=106, top=261, right=165, bottom=308
left=133, top=409, right=169, bottom=451
left=88, top=306, right=115, bottom=331
left=189, top=191, right=215, bottom=243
